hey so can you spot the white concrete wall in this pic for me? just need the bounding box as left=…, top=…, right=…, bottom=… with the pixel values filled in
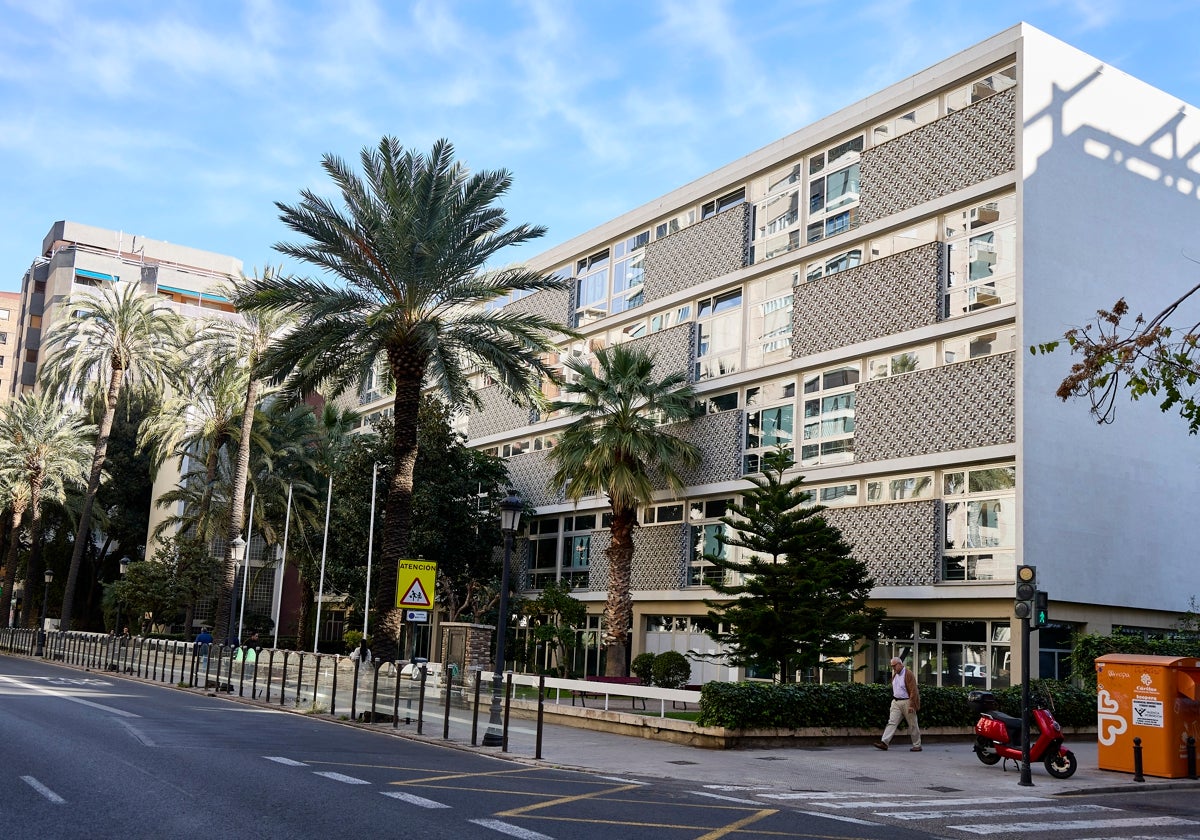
left=1019, top=27, right=1200, bottom=614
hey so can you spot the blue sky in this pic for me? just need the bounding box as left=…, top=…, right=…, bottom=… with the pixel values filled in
left=1, top=0, right=1198, bottom=291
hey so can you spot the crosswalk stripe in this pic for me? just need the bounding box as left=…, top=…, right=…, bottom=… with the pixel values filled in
left=814, top=795, right=1052, bottom=809
left=950, top=815, right=1199, bottom=834
left=883, top=804, right=1118, bottom=820
left=469, top=819, right=554, bottom=840
left=381, top=791, right=450, bottom=808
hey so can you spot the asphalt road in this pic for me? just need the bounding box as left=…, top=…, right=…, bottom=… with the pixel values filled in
left=1, top=655, right=930, bottom=840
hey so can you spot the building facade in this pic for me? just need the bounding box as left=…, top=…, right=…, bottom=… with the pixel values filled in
left=446, top=24, right=1200, bottom=687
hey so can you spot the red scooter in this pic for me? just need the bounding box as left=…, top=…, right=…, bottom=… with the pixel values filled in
left=968, top=690, right=1077, bottom=778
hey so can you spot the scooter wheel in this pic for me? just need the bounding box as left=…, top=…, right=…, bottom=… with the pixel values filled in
left=974, top=736, right=1002, bottom=765
left=1044, top=749, right=1077, bottom=779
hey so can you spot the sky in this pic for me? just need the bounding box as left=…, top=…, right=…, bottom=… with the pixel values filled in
left=1, top=0, right=1199, bottom=291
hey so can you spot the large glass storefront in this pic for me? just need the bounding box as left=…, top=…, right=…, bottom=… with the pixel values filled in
left=875, top=619, right=1012, bottom=689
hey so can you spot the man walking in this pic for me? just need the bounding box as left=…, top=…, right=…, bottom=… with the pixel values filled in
left=874, top=656, right=921, bottom=751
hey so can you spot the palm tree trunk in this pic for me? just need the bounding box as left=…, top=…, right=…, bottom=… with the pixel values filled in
left=22, top=480, right=45, bottom=629
left=603, top=505, right=637, bottom=677
left=0, top=503, right=26, bottom=627
left=373, top=367, right=422, bottom=663
left=60, top=365, right=124, bottom=629
left=214, top=378, right=258, bottom=645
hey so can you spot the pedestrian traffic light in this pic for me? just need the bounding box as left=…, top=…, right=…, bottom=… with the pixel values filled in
left=1034, top=590, right=1049, bottom=628
left=1014, top=565, right=1037, bottom=619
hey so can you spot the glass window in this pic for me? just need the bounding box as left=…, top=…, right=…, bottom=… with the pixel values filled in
left=800, top=364, right=858, bottom=467
left=944, top=195, right=1017, bottom=319
left=688, top=499, right=736, bottom=587
left=870, top=219, right=937, bottom=259
left=946, top=65, right=1017, bottom=113
left=807, top=137, right=863, bottom=245
left=872, top=100, right=939, bottom=145
left=696, top=290, right=743, bottom=381
left=941, top=327, right=1017, bottom=364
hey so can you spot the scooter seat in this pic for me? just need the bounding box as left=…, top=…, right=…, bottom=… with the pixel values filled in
left=990, top=710, right=1023, bottom=728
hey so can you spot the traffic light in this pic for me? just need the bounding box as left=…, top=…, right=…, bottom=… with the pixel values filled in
left=1014, top=565, right=1037, bottom=619
left=1034, top=590, right=1049, bottom=628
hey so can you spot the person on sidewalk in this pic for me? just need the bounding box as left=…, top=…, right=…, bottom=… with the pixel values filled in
left=874, top=656, right=921, bottom=751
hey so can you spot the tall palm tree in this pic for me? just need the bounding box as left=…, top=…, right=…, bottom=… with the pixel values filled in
left=236, top=137, right=570, bottom=661
left=0, top=481, right=31, bottom=627
left=0, top=394, right=96, bottom=628
left=546, top=344, right=701, bottom=676
left=38, top=282, right=185, bottom=629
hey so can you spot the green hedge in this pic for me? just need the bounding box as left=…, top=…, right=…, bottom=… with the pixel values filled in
left=696, top=680, right=1096, bottom=730
left=1070, top=633, right=1200, bottom=690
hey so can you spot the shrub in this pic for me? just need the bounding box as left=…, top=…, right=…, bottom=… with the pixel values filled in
left=631, top=652, right=657, bottom=685
left=652, top=651, right=692, bottom=688
left=1070, top=632, right=1200, bottom=690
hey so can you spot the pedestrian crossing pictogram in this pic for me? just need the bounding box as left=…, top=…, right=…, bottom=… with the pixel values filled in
left=399, top=578, right=431, bottom=607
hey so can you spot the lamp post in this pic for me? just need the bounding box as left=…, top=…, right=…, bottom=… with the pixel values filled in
left=35, top=569, right=53, bottom=657
left=226, top=536, right=246, bottom=646
left=116, top=556, right=130, bottom=631
left=482, top=489, right=523, bottom=747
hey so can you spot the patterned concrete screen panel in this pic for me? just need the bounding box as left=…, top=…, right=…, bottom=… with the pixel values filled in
left=858, top=88, right=1016, bottom=225
left=588, top=524, right=687, bottom=594
left=504, top=449, right=566, bottom=509
left=653, top=409, right=745, bottom=490
left=854, top=351, right=1015, bottom=462
left=466, top=386, right=535, bottom=440
left=791, top=243, right=942, bottom=358
left=504, top=287, right=572, bottom=326
left=642, top=204, right=750, bottom=303
left=626, top=322, right=696, bottom=381
left=822, top=500, right=939, bottom=587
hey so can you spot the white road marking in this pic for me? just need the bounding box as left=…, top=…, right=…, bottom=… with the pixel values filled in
left=796, top=810, right=879, bottom=826
left=21, top=776, right=65, bottom=804
left=381, top=791, right=451, bottom=808
left=885, top=803, right=1118, bottom=820
left=314, top=771, right=371, bottom=785
left=0, top=675, right=140, bottom=718
left=760, top=791, right=919, bottom=801
left=951, top=815, right=1199, bottom=834
left=694, top=791, right=763, bottom=805
left=469, top=819, right=554, bottom=840
left=815, top=795, right=1052, bottom=809
left=592, top=775, right=645, bottom=785
left=264, top=756, right=308, bottom=766
left=702, top=784, right=774, bottom=791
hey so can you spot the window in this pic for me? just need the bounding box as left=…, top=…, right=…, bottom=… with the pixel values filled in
left=650, top=305, right=691, bottom=334
left=655, top=209, right=695, bottom=240
left=941, top=327, right=1016, bottom=364
left=872, top=100, right=938, bottom=145
left=0, top=356, right=5, bottom=368
left=944, top=194, right=1017, bottom=318
left=876, top=619, right=1011, bottom=689
left=870, top=219, right=937, bottom=259
left=867, top=473, right=934, bottom=502
left=24, top=348, right=37, bottom=364
left=526, top=518, right=561, bottom=589
left=701, top=188, right=745, bottom=220
left=696, top=289, right=743, bottom=381
left=805, top=247, right=863, bottom=283
left=807, top=136, right=863, bottom=244
left=800, top=364, right=859, bottom=466
left=942, top=464, right=1016, bottom=582
left=0, top=331, right=7, bottom=344
left=752, top=163, right=803, bottom=263
left=574, top=249, right=610, bottom=327
left=946, top=65, right=1017, bottom=113
left=642, top=503, right=684, bottom=525
left=610, top=231, right=648, bottom=316
left=745, top=273, right=793, bottom=369
left=701, top=392, right=739, bottom=414
left=744, top=403, right=793, bottom=474
left=561, top=514, right=594, bottom=588
left=814, top=482, right=858, bottom=507
left=0, top=309, right=9, bottom=320
left=688, top=499, right=735, bottom=587
left=868, top=346, right=934, bottom=380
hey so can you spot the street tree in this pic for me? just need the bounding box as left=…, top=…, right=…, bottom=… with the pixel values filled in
left=38, top=282, right=185, bottom=628
left=236, top=137, right=569, bottom=661
left=700, top=448, right=885, bottom=683
left=546, top=344, right=700, bottom=676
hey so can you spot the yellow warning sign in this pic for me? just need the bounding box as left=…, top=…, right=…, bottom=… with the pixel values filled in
left=395, top=559, right=437, bottom=611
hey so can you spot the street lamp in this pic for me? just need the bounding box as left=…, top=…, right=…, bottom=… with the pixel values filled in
left=35, top=569, right=53, bottom=657
left=482, top=489, right=523, bottom=747
left=226, top=536, right=246, bottom=646
left=116, top=556, right=130, bottom=633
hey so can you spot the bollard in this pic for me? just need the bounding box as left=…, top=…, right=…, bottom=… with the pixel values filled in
left=296, top=654, right=305, bottom=708
left=371, top=662, right=382, bottom=723
left=471, top=672, right=482, bottom=746
left=329, top=656, right=337, bottom=715
left=251, top=652, right=260, bottom=700
left=392, top=663, right=402, bottom=728
left=351, top=660, right=360, bottom=721
left=416, top=665, right=428, bottom=735
left=1133, top=736, right=1145, bottom=782
left=238, top=651, right=247, bottom=697
left=1189, top=737, right=1197, bottom=780
left=443, top=669, right=454, bottom=740
left=536, top=675, right=545, bottom=760
left=279, top=651, right=290, bottom=706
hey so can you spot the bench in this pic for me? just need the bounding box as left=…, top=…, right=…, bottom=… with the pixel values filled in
left=572, top=675, right=647, bottom=710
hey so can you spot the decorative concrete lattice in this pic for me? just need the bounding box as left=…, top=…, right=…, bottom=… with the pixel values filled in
left=504, top=449, right=566, bottom=508
left=587, top=524, right=687, bottom=594
left=854, top=352, right=1015, bottom=462
left=822, top=500, right=939, bottom=587
left=466, top=386, right=535, bottom=440
left=504, top=286, right=572, bottom=326
left=626, top=323, right=696, bottom=381
left=858, top=88, right=1017, bottom=225
left=654, top=409, right=744, bottom=490
left=791, top=243, right=943, bottom=358
left=642, top=204, right=750, bottom=303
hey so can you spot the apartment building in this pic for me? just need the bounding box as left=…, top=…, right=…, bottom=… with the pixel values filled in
left=0, top=291, right=20, bottom=403
left=451, top=24, right=1200, bottom=687
left=11, top=222, right=295, bottom=632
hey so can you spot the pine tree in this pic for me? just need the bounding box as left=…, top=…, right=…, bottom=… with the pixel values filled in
left=701, top=448, right=885, bottom=682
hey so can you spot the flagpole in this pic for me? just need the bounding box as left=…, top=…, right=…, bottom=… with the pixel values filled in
left=363, top=463, right=378, bottom=640
left=273, top=482, right=293, bottom=650
left=313, top=474, right=333, bottom=655
left=237, top=492, right=255, bottom=644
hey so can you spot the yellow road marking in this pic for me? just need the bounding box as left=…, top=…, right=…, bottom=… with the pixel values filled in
left=510, top=813, right=859, bottom=838
left=386, top=767, right=541, bottom=786
left=692, top=808, right=777, bottom=839
left=496, top=783, right=641, bottom=816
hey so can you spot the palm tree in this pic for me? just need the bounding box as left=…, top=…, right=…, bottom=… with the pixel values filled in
left=236, top=137, right=570, bottom=661
left=546, top=344, right=701, bottom=676
left=0, top=394, right=96, bottom=628
left=0, top=481, right=31, bottom=627
left=38, top=282, right=185, bottom=629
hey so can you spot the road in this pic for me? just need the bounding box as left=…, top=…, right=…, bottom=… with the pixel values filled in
left=5, top=653, right=1200, bottom=840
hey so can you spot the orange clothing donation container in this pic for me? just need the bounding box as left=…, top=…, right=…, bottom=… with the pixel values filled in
left=1095, top=654, right=1200, bottom=778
